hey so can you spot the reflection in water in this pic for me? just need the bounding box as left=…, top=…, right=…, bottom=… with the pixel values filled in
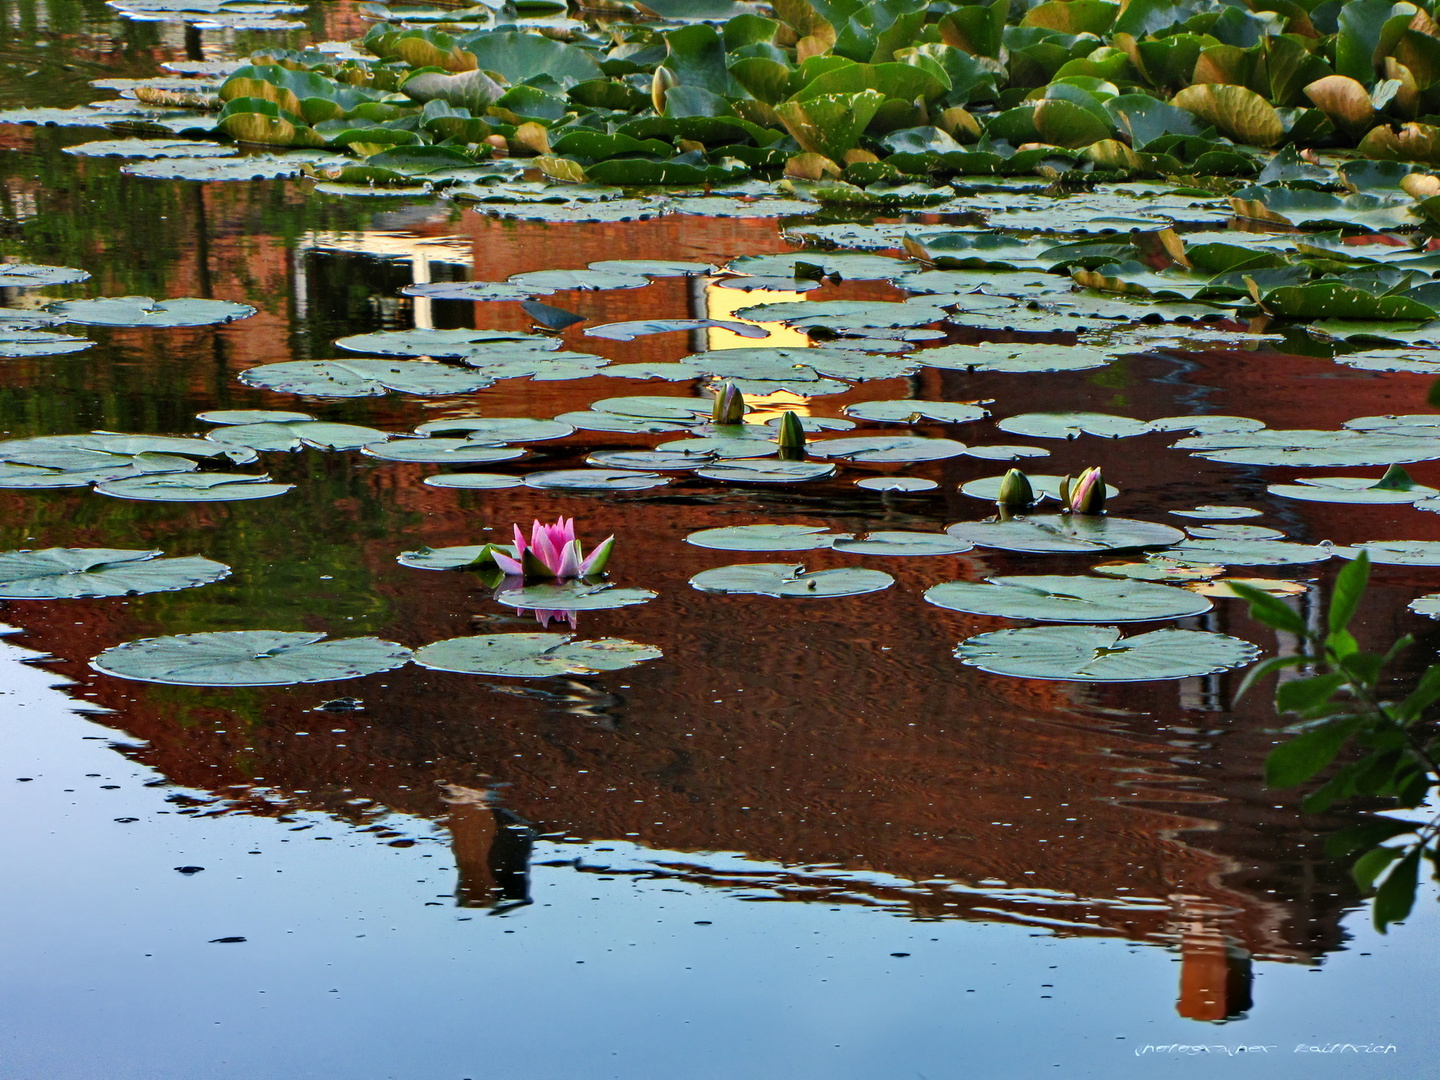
left=445, top=783, right=535, bottom=911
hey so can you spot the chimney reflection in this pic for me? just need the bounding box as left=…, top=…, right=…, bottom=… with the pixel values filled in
left=1173, top=897, right=1254, bottom=1021
left=444, top=785, right=535, bottom=911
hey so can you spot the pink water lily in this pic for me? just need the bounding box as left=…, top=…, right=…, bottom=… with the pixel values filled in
left=491, top=517, right=614, bottom=580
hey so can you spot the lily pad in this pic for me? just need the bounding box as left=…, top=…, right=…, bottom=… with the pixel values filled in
left=198, top=409, right=315, bottom=425
left=807, top=435, right=969, bottom=463
left=207, top=421, right=389, bottom=453
left=843, top=400, right=990, bottom=424
left=412, top=634, right=662, bottom=677
left=960, top=474, right=1119, bottom=503
left=1176, top=429, right=1440, bottom=468
left=585, top=450, right=710, bottom=471
left=48, top=296, right=255, bottom=327
left=94, top=473, right=293, bottom=502
left=1170, top=505, right=1264, bottom=519
left=523, top=469, right=670, bottom=491
left=0, top=331, right=93, bottom=357
left=0, top=548, right=229, bottom=599
left=689, top=563, right=894, bottom=598
left=494, top=581, right=658, bottom=611
left=856, top=476, right=938, bottom=492
left=1407, top=594, right=1440, bottom=618
left=0, top=264, right=90, bottom=287
left=733, top=299, right=949, bottom=331
left=1167, top=539, right=1333, bottom=565
left=916, top=343, right=1113, bottom=373
left=91, top=630, right=412, bottom=686
left=1185, top=524, right=1286, bottom=541
left=361, top=439, right=524, bottom=465
left=585, top=319, right=768, bottom=341
left=946, top=515, right=1185, bottom=554
left=925, top=575, right=1212, bottom=622
left=1267, top=473, right=1440, bottom=504
left=685, top=525, right=845, bottom=551
left=1338, top=541, right=1440, bottom=566
left=333, top=328, right=543, bottom=357
left=955, top=625, right=1259, bottom=681
left=695, top=460, right=836, bottom=483
left=240, top=359, right=497, bottom=398
left=398, top=544, right=504, bottom=571
left=124, top=156, right=305, bottom=181
left=588, top=259, right=715, bottom=277
left=1092, top=557, right=1225, bottom=582
left=997, top=412, right=1151, bottom=440
left=413, top=418, right=573, bottom=442
left=422, top=473, right=523, bottom=490
left=508, top=268, right=650, bottom=292
left=63, top=138, right=236, bottom=159
left=831, top=532, right=973, bottom=556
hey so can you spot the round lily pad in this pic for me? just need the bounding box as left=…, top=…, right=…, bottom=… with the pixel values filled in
left=689, top=563, right=894, bottom=598
left=0, top=331, right=93, bottom=357
left=916, top=343, right=1112, bottom=373
left=1407, top=593, right=1440, bottom=618
left=91, top=630, right=412, bottom=686
left=0, top=263, right=90, bottom=288
left=1338, top=541, right=1440, bottom=566
left=522, top=469, right=670, bottom=491
left=413, top=634, right=662, bottom=677
left=494, top=582, right=658, bottom=611
left=695, top=460, right=836, bottom=484
left=1170, top=505, right=1264, bottom=519
left=807, top=435, right=969, bottom=463
left=843, top=400, right=990, bottom=424
left=1185, top=524, right=1286, bottom=541
left=1267, top=476, right=1440, bottom=504
left=585, top=450, right=709, bottom=471
left=856, top=476, right=938, bottom=492
left=333, top=328, right=543, bottom=357
left=685, top=525, right=845, bottom=551
left=412, top=418, right=574, bottom=442
left=63, top=138, right=237, bottom=159
left=997, top=412, right=1151, bottom=440
left=955, top=625, right=1260, bottom=681
left=48, top=296, right=255, bottom=327
left=1176, top=429, right=1440, bottom=468
left=95, top=473, right=293, bottom=502
left=960, top=474, right=1119, bottom=503
left=588, top=259, right=715, bottom=277
left=925, top=574, right=1211, bottom=622
left=198, top=409, right=315, bottom=425
left=0, top=547, right=229, bottom=599
left=508, top=268, right=650, bottom=291
left=207, top=422, right=390, bottom=453
left=361, top=440, right=525, bottom=465
left=397, top=545, right=507, bottom=571
left=423, top=473, right=523, bottom=490
left=831, top=532, right=973, bottom=556
left=241, top=359, right=497, bottom=398
left=1168, top=539, right=1334, bottom=565
left=1092, top=557, right=1224, bottom=582
left=946, top=515, right=1184, bottom=554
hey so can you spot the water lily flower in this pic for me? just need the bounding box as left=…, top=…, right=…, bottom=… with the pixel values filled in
left=776, top=410, right=806, bottom=460
left=1062, top=467, right=1106, bottom=514
left=650, top=66, right=677, bottom=115
left=491, top=517, right=614, bottom=579
left=995, top=468, right=1034, bottom=507
left=712, top=382, right=744, bottom=425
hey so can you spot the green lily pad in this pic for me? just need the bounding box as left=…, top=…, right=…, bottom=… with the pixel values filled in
left=0, top=264, right=90, bottom=287
left=94, top=472, right=293, bottom=502
left=206, top=421, right=390, bottom=453
left=1407, top=594, right=1440, bottom=618
left=1092, top=557, right=1225, bottom=582
left=855, top=476, right=938, bottom=492
left=1337, top=541, right=1440, bottom=566
left=843, top=400, right=990, bottom=424
left=807, top=435, right=969, bottom=463
left=590, top=395, right=714, bottom=421
left=685, top=525, right=846, bottom=552
left=695, top=460, right=836, bottom=483
left=47, top=296, right=255, bottom=327
left=585, top=451, right=710, bottom=471
left=587, top=259, right=716, bottom=277
left=1170, top=505, right=1264, bottom=519
left=946, top=515, right=1185, bottom=553
left=422, top=473, right=523, bottom=490
left=333, top=329, right=548, bottom=358
left=125, top=156, right=306, bottom=182
left=398, top=544, right=505, bottom=571
left=361, top=439, right=524, bottom=465
left=63, top=138, right=236, bottom=159
left=508, top=269, right=650, bottom=292
left=657, top=436, right=776, bottom=459
left=585, top=319, right=768, bottom=341
left=198, top=409, right=315, bottom=425
left=726, top=252, right=910, bottom=281
left=91, top=630, right=412, bottom=686
left=733, top=299, right=949, bottom=331
left=997, top=412, right=1151, bottom=439
left=689, top=563, right=894, bottom=598
left=1176, top=429, right=1440, bottom=468
left=960, top=474, right=1118, bottom=503
left=493, top=581, right=658, bottom=611
left=831, top=531, right=973, bottom=556
left=916, top=343, right=1113, bottom=372
left=1184, top=524, right=1286, bottom=540
left=522, top=469, right=671, bottom=491
left=1168, top=539, right=1333, bottom=565
left=1267, top=473, right=1439, bottom=503
left=553, top=411, right=691, bottom=434
left=240, top=360, right=497, bottom=398
left=411, top=418, right=573, bottom=442
left=0, top=331, right=93, bottom=357
left=955, top=625, right=1259, bottom=681
left=925, top=574, right=1212, bottom=622
left=412, top=634, right=662, bottom=677
left=0, top=547, right=229, bottom=599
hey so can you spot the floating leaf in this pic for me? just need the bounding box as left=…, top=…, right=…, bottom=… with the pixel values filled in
left=844, top=400, right=990, bottom=424
left=916, top=343, right=1113, bottom=372
left=830, top=531, right=973, bottom=556
left=412, top=634, right=662, bottom=677
left=0, top=548, right=229, bottom=599
left=1407, top=593, right=1440, bottom=618
left=522, top=469, right=671, bottom=491
left=397, top=544, right=505, bottom=571
left=955, top=625, right=1259, bottom=681
left=1184, top=524, right=1286, bottom=541
left=48, top=296, right=255, bottom=327
left=422, top=473, right=523, bottom=490
left=91, top=630, right=412, bottom=686
left=413, top=418, right=573, bottom=442
left=333, top=328, right=543, bottom=357
left=695, top=459, right=837, bottom=483
left=64, top=138, right=236, bottom=159
left=361, top=439, right=524, bottom=465
left=1268, top=472, right=1439, bottom=504
left=585, top=319, right=768, bottom=341
left=240, top=359, right=497, bottom=398
left=493, top=581, right=658, bottom=611
left=585, top=450, right=709, bottom=471
left=946, top=515, right=1184, bottom=553
left=1177, top=429, right=1440, bottom=468
left=0, top=331, right=93, bottom=357
left=95, top=473, right=293, bottom=502
left=960, top=474, right=1118, bottom=502
left=207, top=421, right=390, bottom=453
left=1168, top=538, right=1333, bottom=565
left=685, top=524, right=845, bottom=551
left=0, top=263, right=90, bottom=287
left=198, top=409, right=314, bottom=425
left=925, top=574, right=1211, bottom=622
left=689, top=562, right=894, bottom=598
left=856, top=476, right=938, bottom=492
left=1170, top=505, right=1264, bottom=519
left=1092, top=557, right=1224, bottom=582
left=807, top=435, right=969, bottom=463
left=998, top=411, right=1150, bottom=440
left=1337, top=541, right=1440, bottom=566
left=508, top=268, right=650, bottom=292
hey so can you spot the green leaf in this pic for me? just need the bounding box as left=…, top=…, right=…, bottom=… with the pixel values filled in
left=1372, top=848, right=1420, bottom=931
left=1329, top=549, right=1371, bottom=635
left=1276, top=672, right=1348, bottom=715
left=774, top=89, right=887, bottom=159
left=1395, top=662, right=1440, bottom=721
left=1325, top=819, right=1418, bottom=858
left=1235, top=654, right=1308, bottom=702
left=1226, top=580, right=1308, bottom=635
left=1265, top=716, right=1363, bottom=788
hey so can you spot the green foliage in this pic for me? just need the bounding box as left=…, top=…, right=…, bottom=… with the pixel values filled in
left=1234, top=551, right=1440, bottom=932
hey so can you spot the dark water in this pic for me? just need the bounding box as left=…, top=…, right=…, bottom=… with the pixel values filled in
left=0, top=3, right=1437, bottom=1077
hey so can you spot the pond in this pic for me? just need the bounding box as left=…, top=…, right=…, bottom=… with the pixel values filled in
left=1, top=1, right=1440, bottom=1077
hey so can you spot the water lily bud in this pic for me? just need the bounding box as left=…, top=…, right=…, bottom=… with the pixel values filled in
left=1068, top=466, right=1106, bottom=514
left=650, top=66, right=678, bottom=116
left=712, top=382, right=744, bottom=425
left=776, top=410, right=806, bottom=459
left=994, top=468, right=1034, bottom=507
